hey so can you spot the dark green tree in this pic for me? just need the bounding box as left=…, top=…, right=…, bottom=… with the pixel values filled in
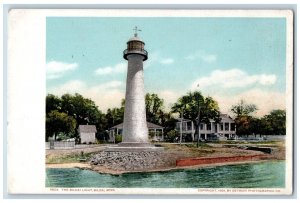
left=248, top=117, right=262, bottom=136
left=231, top=100, right=258, bottom=136
left=46, top=110, right=77, bottom=141
left=46, top=93, right=105, bottom=142
left=261, top=109, right=286, bottom=135
left=171, top=91, right=220, bottom=139
left=60, top=93, right=103, bottom=127
left=46, top=94, right=61, bottom=114
left=105, top=107, right=124, bottom=129
left=145, top=93, right=165, bottom=125
left=231, top=100, right=257, bottom=117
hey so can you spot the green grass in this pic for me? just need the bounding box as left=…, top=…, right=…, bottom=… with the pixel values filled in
left=158, top=142, right=215, bottom=157
left=184, top=143, right=212, bottom=148
left=212, top=140, right=282, bottom=145
left=247, top=140, right=282, bottom=145
left=46, top=152, right=94, bottom=164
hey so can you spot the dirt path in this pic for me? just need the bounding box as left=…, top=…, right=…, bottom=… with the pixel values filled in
left=46, top=162, right=91, bottom=169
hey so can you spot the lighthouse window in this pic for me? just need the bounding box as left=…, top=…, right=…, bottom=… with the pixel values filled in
left=134, top=42, right=142, bottom=50
left=128, top=41, right=144, bottom=51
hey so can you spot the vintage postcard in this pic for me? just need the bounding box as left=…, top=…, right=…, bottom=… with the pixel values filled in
left=7, top=9, right=293, bottom=195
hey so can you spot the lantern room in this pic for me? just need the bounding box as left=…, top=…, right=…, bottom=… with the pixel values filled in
left=123, top=32, right=148, bottom=61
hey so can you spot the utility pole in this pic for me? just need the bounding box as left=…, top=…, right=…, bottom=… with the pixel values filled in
left=180, top=109, right=183, bottom=145
left=197, top=96, right=201, bottom=148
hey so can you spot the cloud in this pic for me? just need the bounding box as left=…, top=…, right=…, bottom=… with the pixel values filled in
left=191, top=69, right=277, bottom=90
left=185, top=50, right=217, bottom=63
left=48, top=79, right=284, bottom=118
left=144, top=51, right=175, bottom=68
left=189, top=68, right=282, bottom=117
left=213, top=89, right=285, bottom=117
left=48, top=80, right=125, bottom=112
left=95, top=62, right=126, bottom=76
left=160, top=58, right=174, bottom=65
left=46, top=61, right=78, bottom=79
left=157, top=90, right=180, bottom=110
left=48, top=79, right=181, bottom=113
left=153, top=87, right=285, bottom=118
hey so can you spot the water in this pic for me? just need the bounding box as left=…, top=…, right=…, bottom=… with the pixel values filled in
left=46, top=161, right=285, bottom=188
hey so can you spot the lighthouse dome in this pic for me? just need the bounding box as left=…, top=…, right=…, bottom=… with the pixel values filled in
left=124, top=33, right=148, bottom=61
left=127, top=35, right=144, bottom=43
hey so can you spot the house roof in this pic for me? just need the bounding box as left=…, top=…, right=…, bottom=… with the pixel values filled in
left=177, top=114, right=234, bottom=123
left=110, top=122, right=163, bottom=130
left=219, top=114, right=234, bottom=122
left=176, top=118, right=193, bottom=122
left=147, top=122, right=163, bottom=129
left=78, top=125, right=97, bottom=133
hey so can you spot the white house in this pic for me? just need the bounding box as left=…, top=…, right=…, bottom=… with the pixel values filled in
left=78, top=125, right=97, bottom=144
left=108, top=122, right=164, bottom=142
left=175, top=114, right=236, bottom=141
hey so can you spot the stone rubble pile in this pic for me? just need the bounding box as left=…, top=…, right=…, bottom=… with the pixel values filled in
left=90, top=151, right=167, bottom=171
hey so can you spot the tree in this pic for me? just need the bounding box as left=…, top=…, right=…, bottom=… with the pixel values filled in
left=231, top=100, right=258, bottom=136
left=171, top=91, right=221, bottom=139
left=46, top=93, right=105, bottom=142
left=261, top=109, right=286, bottom=135
left=46, top=94, right=61, bottom=114
left=46, top=110, right=76, bottom=141
left=231, top=100, right=257, bottom=117
left=105, top=107, right=124, bottom=129
left=145, top=93, right=165, bottom=125
left=104, top=99, right=125, bottom=130
left=59, top=93, right=106, bottom=139
left=106, top=93, right=167, bottom=127
left=248, top=117, right=263, bottom=136
left=60, top=93, right=103, bottom=126
left=166, top=129, right=177, bottom=142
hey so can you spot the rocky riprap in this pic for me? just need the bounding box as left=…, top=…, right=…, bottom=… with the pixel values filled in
left=90, top=151, right=168, bottom=171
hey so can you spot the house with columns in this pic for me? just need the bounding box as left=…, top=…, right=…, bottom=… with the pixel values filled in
left=175, top=114, right=236, bottom=141
left=108, top=122, right=164, bottom=142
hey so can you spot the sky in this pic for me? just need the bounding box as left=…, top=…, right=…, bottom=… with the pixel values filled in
left=46, top=17, right=286, bottom=117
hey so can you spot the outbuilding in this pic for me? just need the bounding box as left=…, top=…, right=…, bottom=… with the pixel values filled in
left=78, top=125, right=97, bottom=144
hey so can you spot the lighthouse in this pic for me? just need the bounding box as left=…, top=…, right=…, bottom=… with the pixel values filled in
left=95, top=28, right=163, bottom=170
left=119, top=27, right=150, bottom=147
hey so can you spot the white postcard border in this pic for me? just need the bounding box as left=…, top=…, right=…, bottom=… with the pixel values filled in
left=7, top=9, right=294, bottom=195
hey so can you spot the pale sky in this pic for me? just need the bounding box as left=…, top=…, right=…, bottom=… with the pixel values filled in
left=46, top=17, right=286, bottom=117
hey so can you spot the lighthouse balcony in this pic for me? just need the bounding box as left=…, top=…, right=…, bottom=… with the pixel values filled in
left=123, top=49, right=148, bottom=61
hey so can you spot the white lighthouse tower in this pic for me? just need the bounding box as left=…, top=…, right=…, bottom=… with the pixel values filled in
left=96, top=28, right=163, bottom=170
left=119, top=27, right=151, bottom=148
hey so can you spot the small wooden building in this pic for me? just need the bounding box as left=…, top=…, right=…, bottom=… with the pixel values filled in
left=78, top=125, right=97, bottom=144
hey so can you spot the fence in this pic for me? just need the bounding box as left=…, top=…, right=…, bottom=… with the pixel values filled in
left=237, top=135, right=285, bottom=141
left=45, top=141, right=75, bottom=149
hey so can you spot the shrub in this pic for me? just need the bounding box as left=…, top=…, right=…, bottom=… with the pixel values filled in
left=95, top=139, right=104, bottom=144
left=166, top=130, right=177, bottom=142
left=115, top=134, right=122, bottom=143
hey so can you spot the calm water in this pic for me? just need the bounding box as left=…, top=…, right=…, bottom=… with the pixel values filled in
left=46, top=161, right=285, bottom=188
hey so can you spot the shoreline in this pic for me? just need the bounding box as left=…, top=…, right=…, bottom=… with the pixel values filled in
left=46, top=155, right=282, bottom=175
left=46, top=162, right=91, bottom=169
left=46, top=141, right=285, bottom=175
